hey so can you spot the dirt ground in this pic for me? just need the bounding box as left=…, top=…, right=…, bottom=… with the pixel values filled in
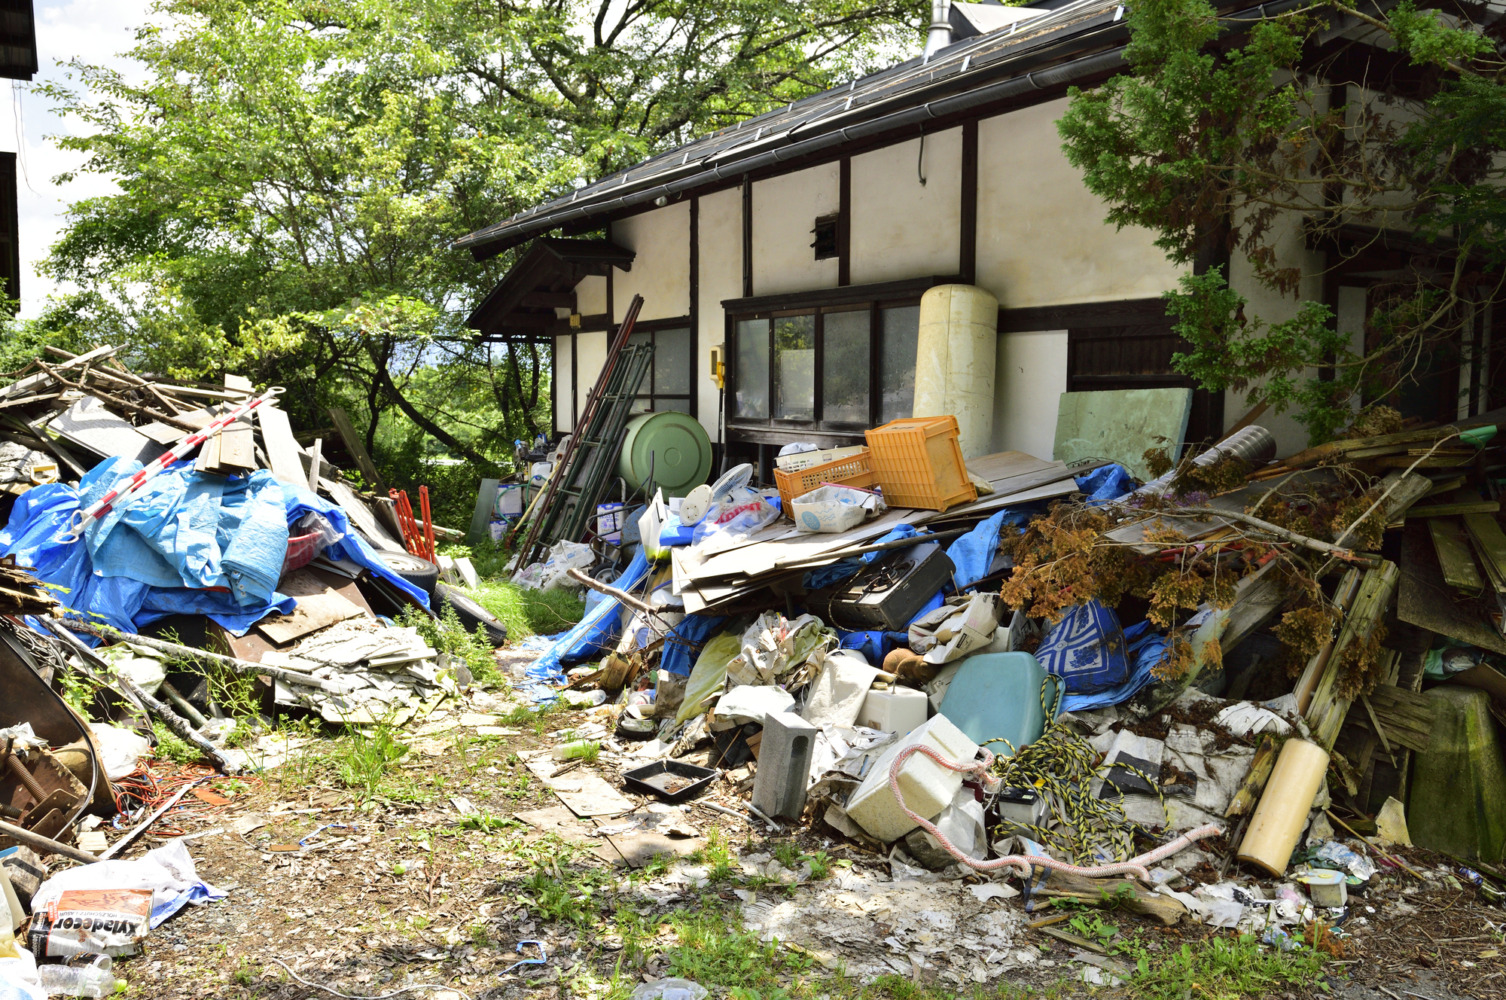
left=99, top=685, right=1506, bottom=1000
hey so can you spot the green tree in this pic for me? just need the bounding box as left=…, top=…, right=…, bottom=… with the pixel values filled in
left=1058, top=0, right=1506, bottom=443
left=31, top=0, right=926, bottom=481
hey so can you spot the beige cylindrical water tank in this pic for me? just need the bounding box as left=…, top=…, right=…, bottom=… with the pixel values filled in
left=912, top=284, right=999, bottom=460
left=1237, top=738, right=1330, bottom=876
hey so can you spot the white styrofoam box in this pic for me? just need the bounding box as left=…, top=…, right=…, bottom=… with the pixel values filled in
left=845, top=713, right=980, bottom=842
left=856, top=687, right=929, bottom=735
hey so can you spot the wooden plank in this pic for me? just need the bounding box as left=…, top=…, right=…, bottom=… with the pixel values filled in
left=256, top=404, right=307, bottom=488
left=321, top=477, right=407, bottom=554
left=223, top=373, right=254, bottom=394
left=1226, top=735, right=1278, bottom=818
left=306, top=437, right=323, bottom=492
left=1428, top=519, right=1484, bottom=591
left=1405, top=490, right=1500, bottom=518
left=255, top=570, right=368, bottom=645
left=1463, top=513, right=1506, bottom=594
left=327, top=406, right=384, bottom=490
left=1397, top=521, right=1506, bottom=654
left=0, top=345, right=117, bottom=401
left=215, top=377, right=256, bottom=470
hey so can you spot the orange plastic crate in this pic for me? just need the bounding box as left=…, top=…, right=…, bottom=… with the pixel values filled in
left=864, top=416, right=976, bottom=512
left=773, top=448, right=877, bottom=513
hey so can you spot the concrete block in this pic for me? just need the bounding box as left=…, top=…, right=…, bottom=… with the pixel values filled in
left=751, top=711, right=818, bottom=820
left=845, top=713, right=980, bottom=842
left=1407, top=686, right=1506, bottom=862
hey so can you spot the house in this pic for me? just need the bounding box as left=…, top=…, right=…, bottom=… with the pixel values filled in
left=456, top=0, right=1501, bottom=471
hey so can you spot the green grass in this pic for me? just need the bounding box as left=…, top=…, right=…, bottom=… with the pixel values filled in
left=1124, top=931, right=1328, bottom=1000
left=470, top=578, right=585, bottom=641
left=330, top=722, right=410, bottom=802
left=151, top=721, right=202, bottom=764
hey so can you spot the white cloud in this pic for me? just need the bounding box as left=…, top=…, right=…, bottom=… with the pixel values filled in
left=0, top=0, right=154, bottom=317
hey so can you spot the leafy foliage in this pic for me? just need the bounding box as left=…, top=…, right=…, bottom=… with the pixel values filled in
left=1059, top=0, right=1506, bottom=443
left=28, top=0, right=927, bottom=491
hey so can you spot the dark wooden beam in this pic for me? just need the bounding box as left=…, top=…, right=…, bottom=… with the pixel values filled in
left=998, top=297, right=1171, bottom=333
left=690, top=195, right=700, bottom=419
left=723, top=275, right=960, bottom=314
left=837, top=157, right=851, bottom=288
left=742, top=176, right=754, bottom=298
left=960, top=121, right=978, bottom=286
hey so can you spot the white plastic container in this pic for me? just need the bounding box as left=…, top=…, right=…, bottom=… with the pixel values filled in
left=855, top=687, right=929, bottom=735
left=845, top=713, right=980, bottom=842
left=911, top=284, right=999, bottom=460
left=1298, top=869, right=1348, bottom=908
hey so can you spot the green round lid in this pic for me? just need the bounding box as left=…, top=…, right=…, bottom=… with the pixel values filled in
left=617, top=411, right=712, bottom=498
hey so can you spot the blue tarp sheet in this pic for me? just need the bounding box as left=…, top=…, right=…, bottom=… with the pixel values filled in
left=525, top=549, right=651, bottom=683
left=660, top=614, right=730, bottom=676
left=0, top=457, right=429, bottom=638
left=1075, top=464, right=1136, bottom=506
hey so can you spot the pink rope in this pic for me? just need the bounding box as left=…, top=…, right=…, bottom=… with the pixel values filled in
left=886, top=742, right=1223, bottom=879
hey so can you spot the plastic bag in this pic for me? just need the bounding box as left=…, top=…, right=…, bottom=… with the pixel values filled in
left=515, top=540, right=594, bottom=591
left=691, top=491, right=779, bottom=555
left=29, top=842, right=224, bottom=959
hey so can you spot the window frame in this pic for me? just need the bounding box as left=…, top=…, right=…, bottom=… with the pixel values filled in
left=625, top=316, right=695, bottom=417
left=723, top=277, right=954, bottom=442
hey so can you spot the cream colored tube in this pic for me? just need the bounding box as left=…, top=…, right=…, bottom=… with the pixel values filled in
left=1237, top=738, right=1330, bottom=876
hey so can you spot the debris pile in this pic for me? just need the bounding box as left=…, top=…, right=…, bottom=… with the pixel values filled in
left=0, top=344, right=512, bottom=989
left=501, top=355, right=1506, bottom=979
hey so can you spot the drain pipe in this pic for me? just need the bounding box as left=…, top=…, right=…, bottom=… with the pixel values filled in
left=924, top=0, right=955, bottom=57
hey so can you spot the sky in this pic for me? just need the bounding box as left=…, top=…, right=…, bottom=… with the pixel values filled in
left=0, top=0, right=153, bottom=318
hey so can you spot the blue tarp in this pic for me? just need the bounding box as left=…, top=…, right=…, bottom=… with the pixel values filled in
left=0, top=457, right=429, bottom=638
left=1075, top=464, right=1136, bottom=506
left=660, top=614, right=730, bottom=676
left=525, top=549, right=651, bottom=683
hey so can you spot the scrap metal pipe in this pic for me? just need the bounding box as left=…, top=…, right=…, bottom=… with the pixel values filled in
left=0, top=817, right=99, bottom=865
left=62, top=620, right=342, bottom=692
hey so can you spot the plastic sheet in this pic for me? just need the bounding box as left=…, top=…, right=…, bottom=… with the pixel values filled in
left=658, top=614, right=729, bottom=677
left=0, top=457, right=428, bottom=639
left=525, top=549, right=651, bottom=684
left=1075, top=464, right=1136, bottom=506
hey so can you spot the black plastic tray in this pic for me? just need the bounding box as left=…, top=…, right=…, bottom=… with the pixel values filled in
left=623, top=760, right=717, bottom=802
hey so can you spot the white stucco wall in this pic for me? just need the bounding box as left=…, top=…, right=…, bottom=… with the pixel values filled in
left=575, top=275, right=607, bottom=317
left=849, top=129, right=962, bottom=284
left=975, top=98, right=1182, bottom=310
left=751, top=163, right=840, bottom=295
left=612, top=203, right=691, bottom=321
left=575, top=330, right=609, bottom=420
left=553, top=333, right=573, bottom=434
left=1222, top=204, right=1327, bottom=456
left=698, top=189, right=744, bottom=443
left=991, top=329, right=1068, bottom=460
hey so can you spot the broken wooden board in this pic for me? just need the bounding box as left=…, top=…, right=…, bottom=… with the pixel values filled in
left=47, top=396, right=164, bottom=465
left=1463, top=512, right=1506, bottom=594
left=328, top=406, right=385, bottom=490
left=1428, top=519, right=1485, bottom=592
left=514, top=805, right=623, bottom=864
left=255, top=569, right=368, bottom=645
left=256, top=404, right=307, bottom=488
left=1349, top=684, right=1435, bottom=752
left=1405, top=490, right=1501, bottom=518
left=1398, top=522, right=1506, bottom=655
left=321, top=477, right=408, bottom=553
left=519, top=751, right=634, bottom=817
